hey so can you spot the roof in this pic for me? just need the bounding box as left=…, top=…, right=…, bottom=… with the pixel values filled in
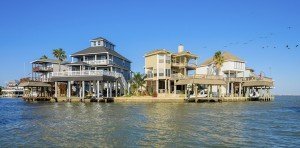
left=71, top=46, right=131, bottom=62
left=145, top=49, right=172, bottom=57
left=243, top=80, right=274, bottom=87
left=176, top=78, right=226, bottom=85
left=200, top=52, right=244, bottom=66
left=90, top=37, right=115, bottom=46
left=245, top=67, right=255, bottom=72
left=19, top=82, right=51, bottom=87
left=172, top=51, right=198, bottom=58
left=31, top=59, right=60, bottom=64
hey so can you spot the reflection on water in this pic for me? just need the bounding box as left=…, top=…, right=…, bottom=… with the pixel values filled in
left=0, top=96, right=300, bottom=147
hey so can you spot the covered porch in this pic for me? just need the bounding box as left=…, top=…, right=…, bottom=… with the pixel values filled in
left=19, top=82, right=52, bottom=101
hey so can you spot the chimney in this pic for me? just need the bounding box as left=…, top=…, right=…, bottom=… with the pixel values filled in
left=178, top=44, right=184, bottom=53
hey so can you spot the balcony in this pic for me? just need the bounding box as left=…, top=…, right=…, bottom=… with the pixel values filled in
left=31, top=78, right=51, bottom=82
left=171, top=62, right=197, bottom=69
left=85, top=60, right=113, bottom=65
left=33, top=67, right=53, bottom=72
left=51, top=70, right=122, bottom=78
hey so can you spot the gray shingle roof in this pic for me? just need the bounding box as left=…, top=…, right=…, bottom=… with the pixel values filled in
left=31, top=59, right=60, bottom=64
left=91, top=37, right=106, bottom=40
left=71, top=46, right=131, bottom=62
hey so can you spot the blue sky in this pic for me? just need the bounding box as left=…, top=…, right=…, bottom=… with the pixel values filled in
left=0, top=0, right=299, bottom=95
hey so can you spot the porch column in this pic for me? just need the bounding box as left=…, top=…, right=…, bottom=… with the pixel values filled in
left=194, top=84, right=198, bottom=96
left=246, top=87, right=249, bottom=98
left=239, top=83, right=242, bottom=97
left=168, top=79, right=171, bottom=94
left=184, top=85, right=187, bottom=98
left=106, top=81, right=109, bottom=97
left=114, top=82, right=117, bottom=97
left=217, top=85, right=220, bottom=97
left=174, top=80, right=177, bottom=94
left=54, top=82, right=58, bottom=98
left=82, top=81, right=85, bottom=99
left=100, top=81, right=104, bottom=97
left=67, top=81, right=71, bottom=99
left=164, top=80, right=167, bottom=94
left=207, top=85, right=210, bottom=98
left=231, top=83, right=234, bottom=97
left=116, top=81, right=119, bottom=97
left=156, top=80, right=159, bottom=93
left=227, top=82, right=230, bottom=95
left=110, top=82, right=113, bottom=97
left=97, top=80, right=100, bottom=98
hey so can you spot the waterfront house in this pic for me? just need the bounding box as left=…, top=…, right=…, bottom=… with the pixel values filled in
left=31, top=59, right=68, bottom=82
left=69, top=37, right=131, bottom=81
left=21, top=37, right=131, bottom=101
left=144, top=44, right=198, bottom=95
left=50, top=37, right=131, bottom=100
left=194, top=52, right=274, bottom=100
left=1, top=80, right=24, bottom=98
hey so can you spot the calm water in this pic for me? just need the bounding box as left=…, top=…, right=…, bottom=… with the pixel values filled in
left=0, top=96, right=299, bottom=147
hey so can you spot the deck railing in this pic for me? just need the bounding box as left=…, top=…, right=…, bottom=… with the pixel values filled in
left=33, top=67, right=53, bottom=72
left=51, top=70, right=128, bottom=90
left=171, top=62, right=197, bottom=68
left=51, top=70, right=122, bottom=77
left=85, top=60, right=113, bottom=65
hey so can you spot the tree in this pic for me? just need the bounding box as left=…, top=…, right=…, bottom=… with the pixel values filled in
left=213, top=51, right=225, bottom=76
left=40, top=55, right=48, bottom=60
left=130, top=72, right=146, bottom=96
left=53, top=48, right=67, bottom=71
left=0, top=86, right=2, bottom=95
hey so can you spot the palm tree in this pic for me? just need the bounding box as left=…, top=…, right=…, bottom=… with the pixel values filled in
left=213, top=51, right=224, bottom=76
left=53, top=48, right=67, bottom=71
left=40, top=55, right=48, bottom=60
left=130, top=72, right=146, bottom=95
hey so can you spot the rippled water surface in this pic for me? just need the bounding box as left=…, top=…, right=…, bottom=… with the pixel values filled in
left=0, top=96, right=300, bottom=147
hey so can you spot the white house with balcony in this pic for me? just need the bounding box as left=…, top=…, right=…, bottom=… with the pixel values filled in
left=196, top=52, right=274, bottom=99
left=50, top=37, right=131, bottom=100
left=69, top=37, right=131, bottom=81
left=28, top=37, right=131, bottom=101
left=31, top=59, right=68, bottom=82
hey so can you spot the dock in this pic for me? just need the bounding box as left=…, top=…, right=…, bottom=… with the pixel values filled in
left=185, top=96, right=274, bottom=103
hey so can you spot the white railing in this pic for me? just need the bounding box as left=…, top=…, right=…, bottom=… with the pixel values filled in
left=31, top=78, right=51, bottom=82
left=52, top=70, right=120, bottom=77
left=85, top=60, right=113, bottom=65
left=51, top=70, right=128, bottom=92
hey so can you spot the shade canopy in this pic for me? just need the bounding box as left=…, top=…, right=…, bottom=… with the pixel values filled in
left=19, top=82, right=51, bottom=87
left=243, top=80, right=274, bottom=87
left=176, top=78, right=226, bottom=85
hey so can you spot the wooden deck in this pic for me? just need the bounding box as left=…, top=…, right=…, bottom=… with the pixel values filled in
left=186, top=96, right=275, bottom=103
left=23, top=97, right=51, bottom=101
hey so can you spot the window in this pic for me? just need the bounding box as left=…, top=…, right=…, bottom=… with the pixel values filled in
left=147, top=71, right=153, bottom=78
left=158, top=54, right=165, bottom=63
left=159, top=68, right=164, bottom=76
left=165, top=69, right=171, bottom=77
left=166, top=56, right=171, bottom=64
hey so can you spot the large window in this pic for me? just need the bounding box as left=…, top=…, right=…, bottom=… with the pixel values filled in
left=165, top=69, right=171, bottom=77
left=166, top=56, right=171, bottom=64
left=159, top=68, right=164, bottom=76
left=147, top=71, right=153, bottom=78
left=234, top=62, right=243, bottom=69
left=158, top=54, right=165, bottom=63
